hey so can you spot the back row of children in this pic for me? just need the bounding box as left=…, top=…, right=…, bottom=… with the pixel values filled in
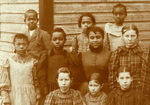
left=0, top=2, right=150, bottom=105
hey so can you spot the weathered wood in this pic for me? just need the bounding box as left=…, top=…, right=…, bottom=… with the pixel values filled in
left=54, top=3, right=150, bottom=13
left=54, top=0, right=150, bottom=2
left=0, top=3, right=39, bottom=13
left=0, top=23, right=27, bottom=33
left=54, top=12, right=150, bottom=24
left=54, top=22, right=150, bottom=34
left=0, top=0, right=38, bottom=3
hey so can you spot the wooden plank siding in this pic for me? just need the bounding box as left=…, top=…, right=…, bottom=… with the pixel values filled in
left=0, top=0, right=39, bottom=54
left=53, top=0, right=150, bottom=47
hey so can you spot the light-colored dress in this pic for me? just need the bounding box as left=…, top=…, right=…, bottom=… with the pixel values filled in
left=104, top=23, right=124, bottom=51
left=3, top=53, right=38, bottom=105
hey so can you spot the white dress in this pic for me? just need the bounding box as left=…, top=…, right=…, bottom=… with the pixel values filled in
left=4, top=53, right=38, bottom=105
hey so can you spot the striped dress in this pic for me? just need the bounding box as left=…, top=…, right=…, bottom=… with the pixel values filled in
left=84, top=91, right=107, bottom=105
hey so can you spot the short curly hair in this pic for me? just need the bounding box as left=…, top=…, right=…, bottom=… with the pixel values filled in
left=78, top=13, right=96, bottom=28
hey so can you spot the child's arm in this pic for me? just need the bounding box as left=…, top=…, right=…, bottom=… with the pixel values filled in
left=44, top=92, right=54, bottom=105
left=41, top=31, right=51, bottom=51
left=32, top=59, right=41, bottom=100
left=108, top=51, right=119, bottom=90
left=0, top=57, right=11, bottom=104
left=71, top=36, right=78, bottom=53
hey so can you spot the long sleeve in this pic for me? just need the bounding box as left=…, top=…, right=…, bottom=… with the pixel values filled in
left=32, top=59, right=40, bottom=99
left=72, top=36, right=78, bottom=53
left=0, top=57, right=11, bottom=104
left=44, top=92, right=54, bottom=105
left=42, top=31, right=51, bottom=51
left=108, top=51, right=119, bottom=90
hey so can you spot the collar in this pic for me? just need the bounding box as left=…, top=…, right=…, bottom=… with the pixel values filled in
left=116, top=88, right=133, bottom=97
left=117, top=44, right=142, bottom=56
left=49, top=47, right=67, bottom=56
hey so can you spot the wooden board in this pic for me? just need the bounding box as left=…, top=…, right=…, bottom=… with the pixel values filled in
left=54, top=3, right=150, bottom=13
left=0, top=3, right=39, bottom=13
left=54, top=12, right=150, bottom=24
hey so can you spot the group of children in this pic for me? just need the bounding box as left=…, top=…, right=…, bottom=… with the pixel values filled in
left=0, top=3, right=150, bottom=105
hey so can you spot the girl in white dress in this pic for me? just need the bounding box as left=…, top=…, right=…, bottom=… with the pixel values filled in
left=2, top=33, right=40, bottom=105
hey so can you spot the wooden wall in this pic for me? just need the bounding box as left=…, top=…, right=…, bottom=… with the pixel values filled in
left=53, top=0, right=150, bottom=47
left=0, top=0, right=39, bottom=55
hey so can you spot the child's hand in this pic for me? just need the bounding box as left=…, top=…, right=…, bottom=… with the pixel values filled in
left=36, top=93, right=40, bottom=100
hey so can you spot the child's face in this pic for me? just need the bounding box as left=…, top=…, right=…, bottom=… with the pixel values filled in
left=14, top=38, right=28, bottom=56
left=51, top=32, right=65, bottom=49
left=117, top=72, right=132, bottom=91
left=113, top=7, right=126, bottom=26
left=81, top=16, right=93, bottom=31
left=122, top=30, right=138, bottom=48
left=57, top=73, right=71, bottom=93
left=88, top=80, right=101, bottom=96
left=25, top=12, right=38, bottom=30
left=88, top=31, right=103, bottom=49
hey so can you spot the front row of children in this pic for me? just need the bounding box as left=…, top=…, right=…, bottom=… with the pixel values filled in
left=0, top=32, right=149, bottom=105
left=45, top=66, right=150, bottom=105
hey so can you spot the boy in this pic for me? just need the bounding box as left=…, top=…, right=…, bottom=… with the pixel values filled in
left=24, top=9, right=51, bottom=105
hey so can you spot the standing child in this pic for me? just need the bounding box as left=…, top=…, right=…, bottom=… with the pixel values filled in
left=107, top=66, right=150, bottom=105
left=44, top=67, right=85, bottom=105
left=104, top=3, right=127, bottom=51
left=72, top=13, right=96, bottom=53
left=2, top=34, right=40, bottom=105
left=47, top=28, right=84, bottom=92
left=84, top=73, right=107, bottom=105
left=24, top=9, right=51, bottom=104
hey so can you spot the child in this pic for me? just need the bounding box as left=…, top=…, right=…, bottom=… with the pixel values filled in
left=44, top=67, right=85, bottom=105
left=24, top=9, right=51, bottom=104
left=104, top=3, right=127, bottom=51
left=72, top=13, right=96, bottom=53
left=2, top=33, right=40, bottom=105
left=47, top=27, right=85, bottom=92
left=84, top=73, right=107, bottom=105
left=108, top=24, right=150, bottom=97
left=107, top=66, right=150, bottom=105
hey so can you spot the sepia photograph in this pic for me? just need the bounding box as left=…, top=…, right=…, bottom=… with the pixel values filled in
left=0, top=0, right=150, bottom=105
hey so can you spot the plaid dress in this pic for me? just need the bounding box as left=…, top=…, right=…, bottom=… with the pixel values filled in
left=72, top=33, right=89, bottom=53
left=44, top=89, right=85, bottom=105
left=106, top=88, right=150, bottom=105
left=108, top=44, right=150, bottom=97
left=84, top=91, right=107, bottom=105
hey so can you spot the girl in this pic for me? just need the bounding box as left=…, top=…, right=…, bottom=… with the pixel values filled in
left=80, top=26, right=111, bottom=96
left=107, top=66, right=150, bottom=105
left=84, top=73, right=107, bottom=105
left=72, top=13, right=96, bottom=53
left=47, top=28, right=84, bottom=92
left=108, top=24, right=150, bottom=97
left=44, top=67, right=85, bottom=105
left=2, top=33, right=40, bottom=105
left=104, top=3, right=127, bottom=51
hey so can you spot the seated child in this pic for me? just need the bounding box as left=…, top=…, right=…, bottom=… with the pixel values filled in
left=104, top=3, right=127, bottom=51
left=84, top=73, right=107, bottom=105
left=72, top=13, right=96, bottom=53
left=107, top=66, right=150, bottom=105
left=44, top=67, right=85, bottom=105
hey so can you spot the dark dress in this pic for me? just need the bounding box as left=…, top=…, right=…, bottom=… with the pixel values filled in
left=47, top=47, right=84, bottom=92
left=107, top=88, right=150, bottom=105
left=80, top=47, right=111, bottom=95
